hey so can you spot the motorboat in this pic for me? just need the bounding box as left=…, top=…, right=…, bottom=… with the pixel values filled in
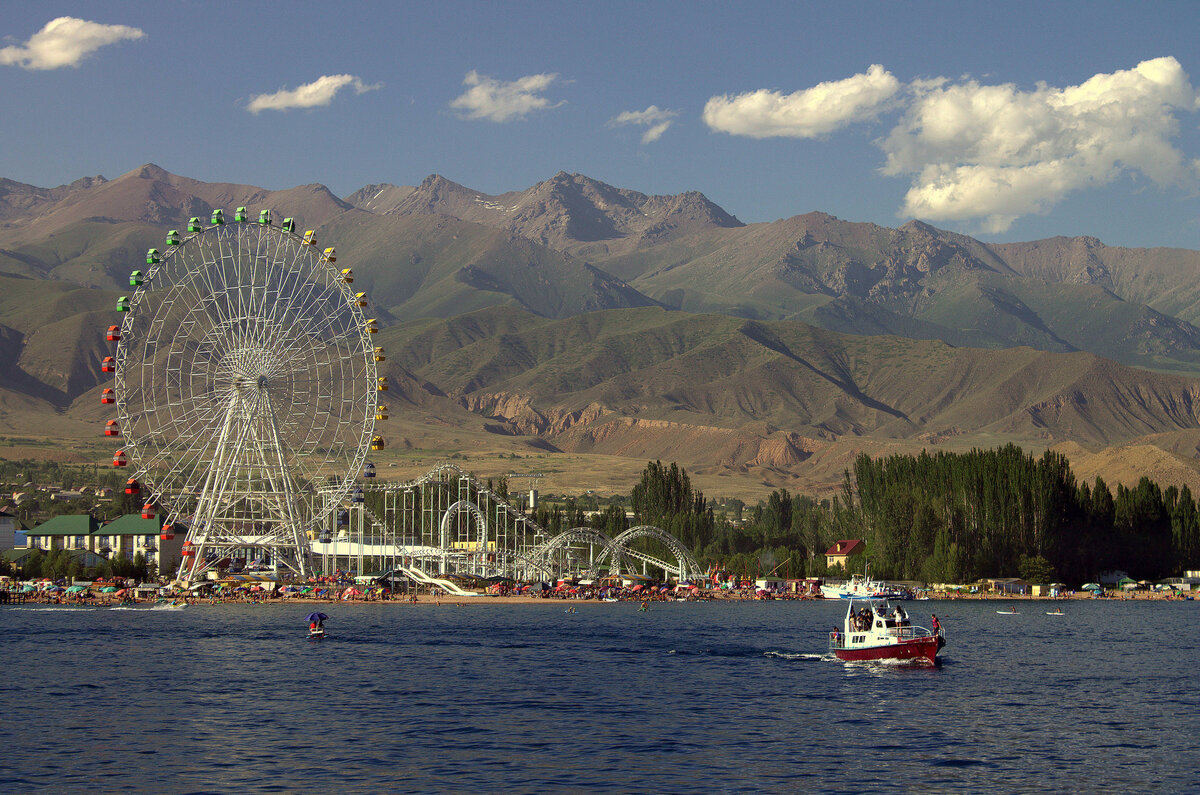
left=820, top=574, right=909, bottom=600
left=828, top=598, right=943, bottom=664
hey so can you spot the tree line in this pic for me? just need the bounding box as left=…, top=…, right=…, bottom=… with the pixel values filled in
left=614, top=448, right=1200, bottom=585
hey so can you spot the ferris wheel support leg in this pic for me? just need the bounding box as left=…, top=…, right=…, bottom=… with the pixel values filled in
left=257, top=386, right=310, bottom=577
left=181, top=390, right=252, bottom=584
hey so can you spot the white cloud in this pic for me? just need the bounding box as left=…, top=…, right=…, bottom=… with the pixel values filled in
left=0, top=16, right=144, bottom=70
left=882, top=56, right=1200, bottom=232
left=703, top=64, right=901, bottom=138
left=450, top=70, right=564, bottom=122
left=247, top=74, right=381, bottom=113
left=608, top=105, right=678, bottom=144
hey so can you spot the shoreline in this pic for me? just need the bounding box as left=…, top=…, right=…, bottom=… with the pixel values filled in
left=15, top=593, right=1185, bottom=607
left=8, top=587, right=1191, bottom=608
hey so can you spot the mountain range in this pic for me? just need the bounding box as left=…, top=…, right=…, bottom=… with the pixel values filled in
left=4, top=164, right=1200, bottom=496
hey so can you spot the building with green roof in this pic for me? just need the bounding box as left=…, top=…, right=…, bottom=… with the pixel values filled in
left=27, top=515, right=99, bottom=552
left=24, top=513, right=181, bottom=574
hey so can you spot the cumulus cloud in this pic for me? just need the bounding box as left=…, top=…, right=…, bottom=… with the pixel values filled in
left=608, top=105, right=678, bottom=144
left=450, top=70, right=564, bottom=122
left=0, top=16, right=144, bottom=70
left=881, top=56, right=1200, bottom=232
left=703, top=64, right=901, bottom=138
left=247, top=74, right=381, bottom=113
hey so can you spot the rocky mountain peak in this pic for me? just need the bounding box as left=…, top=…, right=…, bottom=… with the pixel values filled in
left=132, top=163, right=171, bottom=181
left=68, top=175, right=107, bottom=190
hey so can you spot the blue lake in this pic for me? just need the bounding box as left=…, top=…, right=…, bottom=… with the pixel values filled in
left=1, top=599, right=1196, bottom=793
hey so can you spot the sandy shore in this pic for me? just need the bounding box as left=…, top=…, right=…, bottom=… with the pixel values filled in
left=183, top=591, right=1190, bottom=607
left=16, top=589, right=1188, bottom=608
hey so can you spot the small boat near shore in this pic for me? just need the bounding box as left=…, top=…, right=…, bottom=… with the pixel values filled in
left=828, top=598, right=943, bottom=664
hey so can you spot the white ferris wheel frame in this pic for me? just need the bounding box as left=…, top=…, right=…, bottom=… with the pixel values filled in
left=113, top=218, right=378, bottom=582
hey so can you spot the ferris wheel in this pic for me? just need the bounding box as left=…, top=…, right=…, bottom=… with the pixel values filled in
left=104, top=208, right=385, bottom=582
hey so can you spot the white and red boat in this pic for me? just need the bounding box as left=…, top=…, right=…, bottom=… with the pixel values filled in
left=828, top=598, right=944, bottom=664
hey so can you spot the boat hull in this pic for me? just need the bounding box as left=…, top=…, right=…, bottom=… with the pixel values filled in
left=834, top=635, right=941, bottom=664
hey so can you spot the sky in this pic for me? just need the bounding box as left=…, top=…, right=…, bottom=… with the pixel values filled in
left=3, top=1, right=1200, bottom=249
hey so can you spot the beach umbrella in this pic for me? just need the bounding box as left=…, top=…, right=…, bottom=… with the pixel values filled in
left=101, top=586, right=117, bottom=593
left=20, top=585, right=35, bottom=592
left=114, top=589, right=127, bottom=597
left=306, top=612, right=329, bottom=622
left=66, top=585, right=86, bottom=593
left=1081, top=583, right=1102, bottom=591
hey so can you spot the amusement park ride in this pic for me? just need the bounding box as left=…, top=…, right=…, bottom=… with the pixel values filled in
left=101, top=209, right=702, bottom=587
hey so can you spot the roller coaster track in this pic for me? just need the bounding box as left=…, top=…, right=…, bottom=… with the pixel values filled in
left=319, top=463, right=703, bottom=583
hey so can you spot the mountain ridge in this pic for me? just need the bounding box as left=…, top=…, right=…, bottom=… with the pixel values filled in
left=5, top=165, right=1200, bottom=493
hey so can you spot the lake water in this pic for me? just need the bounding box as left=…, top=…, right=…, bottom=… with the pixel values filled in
left=1, top=598, right=1196, bottom=793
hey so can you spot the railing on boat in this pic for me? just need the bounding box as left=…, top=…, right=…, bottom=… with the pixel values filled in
left=829, top=625, right=938, bottom=649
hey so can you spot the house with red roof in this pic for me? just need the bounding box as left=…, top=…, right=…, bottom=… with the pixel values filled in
left=825, top=539, right=865, bottom=569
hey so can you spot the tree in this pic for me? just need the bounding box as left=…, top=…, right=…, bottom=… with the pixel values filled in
left=1017, top=554, right=1056, bottom=584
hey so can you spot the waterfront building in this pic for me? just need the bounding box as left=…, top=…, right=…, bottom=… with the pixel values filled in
left=24, top=514, right=181, bottom=573
left=26, top=515, right=99, bottom=552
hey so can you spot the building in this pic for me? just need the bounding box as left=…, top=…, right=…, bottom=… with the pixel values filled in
left=0, top=511, right=23, bottom=551
left=825, top=539, right=866, bottom=569
left=26, top=515, right=100, bottom=552
left=4, top=546, right=109, bottom=572
left=97, top=513, right=182, bottom=574
left=984, top=577, right=1032, bottom=595
left=24, top=513, right=181, bottom=574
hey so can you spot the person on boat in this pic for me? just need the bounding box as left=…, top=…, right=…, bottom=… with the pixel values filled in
left=931, top=614, right=941, bottom=636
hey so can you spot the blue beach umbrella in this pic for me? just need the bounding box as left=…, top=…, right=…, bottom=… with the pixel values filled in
left=306, top=612, right=328, bottom=623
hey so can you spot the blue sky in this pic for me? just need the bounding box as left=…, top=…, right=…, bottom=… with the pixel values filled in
left=3, top=1, right=1200, bottom=249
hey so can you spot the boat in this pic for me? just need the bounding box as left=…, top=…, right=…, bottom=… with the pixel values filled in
left=307, top=611, right=328, bottom=640
left=1045, top=610, right=1065, bottom=616
left=828, top=598, right=943, bottom=664
left=820, top=574, right=909, bottom=600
